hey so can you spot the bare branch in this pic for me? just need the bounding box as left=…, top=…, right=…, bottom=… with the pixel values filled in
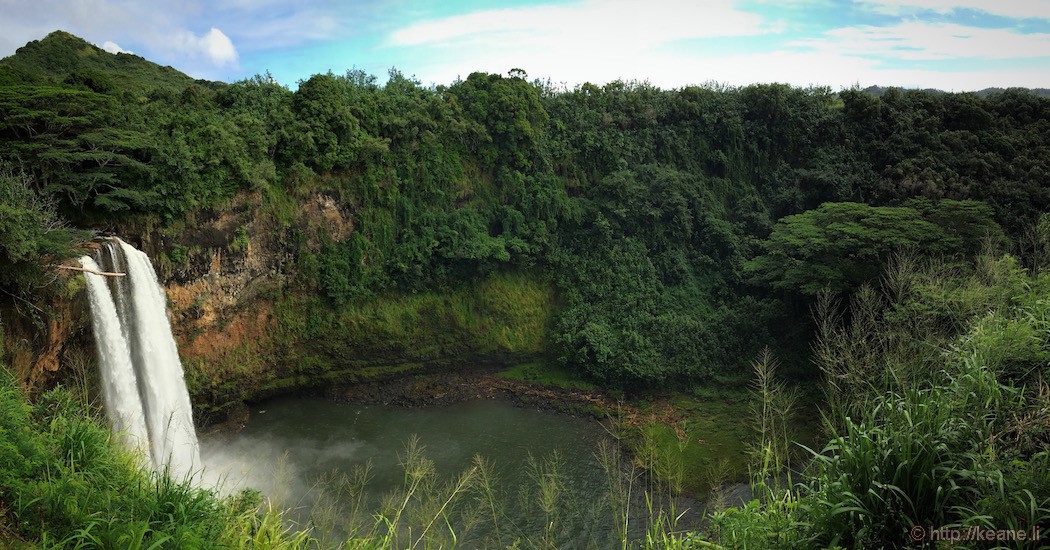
left=55, top=265, right=126, bottom=277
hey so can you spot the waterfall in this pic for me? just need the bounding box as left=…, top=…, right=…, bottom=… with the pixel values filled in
left=80, top=238, right=201, bottom=479
left=79, top=255, right=150, bottom=452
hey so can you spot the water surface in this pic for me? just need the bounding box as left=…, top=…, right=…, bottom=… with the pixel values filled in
left=201, top=396, right=621, bottom=547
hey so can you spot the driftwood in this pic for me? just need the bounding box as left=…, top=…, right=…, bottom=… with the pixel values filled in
left=56, top=265, right=127, bottom=277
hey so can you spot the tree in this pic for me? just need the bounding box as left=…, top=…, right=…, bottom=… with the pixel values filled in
left=745, top=201, right=1000, bottom=295
left=0, top=167, right=86, bottom=294
left=0, top=85, right=155, bottom=216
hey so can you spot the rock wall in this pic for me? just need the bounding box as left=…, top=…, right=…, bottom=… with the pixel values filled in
left=3, top=191, right=325, bottom=404
left=2, top=284, right=90, bottom=394
left=4, top=190, right=552, bottom=425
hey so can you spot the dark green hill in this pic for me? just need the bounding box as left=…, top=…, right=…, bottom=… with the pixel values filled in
left=862, top=84, right=1050, bottom=98
left=0, top=30, right=221, bottom=94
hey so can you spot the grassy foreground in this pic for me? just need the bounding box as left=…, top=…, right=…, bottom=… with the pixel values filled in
left=0, top=366, right=311, bottom=548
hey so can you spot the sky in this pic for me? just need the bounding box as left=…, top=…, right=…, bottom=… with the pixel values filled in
left=0, top=0, right=1048, bottom=91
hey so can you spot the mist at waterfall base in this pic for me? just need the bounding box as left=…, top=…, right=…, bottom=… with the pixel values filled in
left=199, top=397, right=648, bottom=547
left=79, top=238, right=200, bottom=478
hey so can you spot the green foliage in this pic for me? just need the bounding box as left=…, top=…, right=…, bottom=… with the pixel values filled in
left=445, top=72, right=549, bottom=172
left=803, top=380, right=992, bottom=547
left=841, top=87, right=1050, bottom=235
left=0, top=167, right=86, bottom=294
left=748, top=349, right=800, bottom=474
left=707, top=499, right=809, bottom=550
left=497, top=361, right=598, bottom=391
left=231, top=226, right=249, bottom=252
left=3, top=29, right=1050, bottom=399
left=550, top=165, right=774, bottom=386
left=307, top=270, right=551, bottom=360
left=0, top=84, right=156, bottom=213
left=626, top=395, right=753, bottom=496
left=169, top=244, right=189, bottom=265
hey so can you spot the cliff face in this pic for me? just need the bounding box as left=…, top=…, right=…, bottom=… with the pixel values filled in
left=139, top=191, right=349, bottom=421
left=3, top=283, right=90, bottom=395
left=3, top=191, right=344, bottom=412
left=5, top=190, right=551, bottom=424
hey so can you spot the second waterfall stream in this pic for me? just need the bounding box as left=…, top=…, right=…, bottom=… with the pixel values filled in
left=80, top=237, right=201, bottom=479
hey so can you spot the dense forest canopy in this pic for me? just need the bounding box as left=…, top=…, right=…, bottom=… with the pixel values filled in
left=2, top=31, right=1050, bottom=388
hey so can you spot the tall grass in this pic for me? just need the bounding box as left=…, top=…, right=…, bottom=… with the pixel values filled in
left=748, top=348, right=798, bottom=477
left=0, top=366, right=313, bottom=549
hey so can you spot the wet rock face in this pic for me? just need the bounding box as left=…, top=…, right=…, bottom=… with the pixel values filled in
left=4, top=189, right=361, bottom=406
left=146, top=192, right=357, bottom=413
left=3, top=275, right=93, bottom=396
left=139, top=201, right=260, bottom=286
left=143, top=191, right=353, bottom=288
left=143, top=194, right=291, bottom=378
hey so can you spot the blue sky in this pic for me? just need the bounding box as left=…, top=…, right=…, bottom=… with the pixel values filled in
left=1, top=0, right=1048, bottom=90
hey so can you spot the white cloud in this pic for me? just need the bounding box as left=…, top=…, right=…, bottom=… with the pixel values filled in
left=390, top=0, right=774, bottom=49
left=385, top=1, right=1048, bottom=90
left=101, top=40, right=132, bottom=54
left=174, top=27, right=239, bottom=66
left=401, top=35, right=1049, bottom=91
left=793, top=21, right=1050, bottom=60
left=857, top=0, right=1050, bottom=20
left=0, top=0, right=352, bottom=78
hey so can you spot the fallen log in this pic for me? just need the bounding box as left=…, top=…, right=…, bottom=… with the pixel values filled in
left=56, top=265, right=127, bottom=277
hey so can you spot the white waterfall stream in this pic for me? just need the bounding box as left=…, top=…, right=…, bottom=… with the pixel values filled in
left=79, top=238, right=201, bottom=479
left=79, top=255, right=150, bottom=452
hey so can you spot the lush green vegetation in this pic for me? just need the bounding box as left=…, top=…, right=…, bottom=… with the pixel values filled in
left=705, top=253, right=1050, bottom=548
left=745, top=199, right=1002, bottom=294
left=497, top=361, right=598, bottom=391
left=5, top=31, right=1050, bottom=390
left=3, top=30, right=1050, bottom=548
left=0, top=166, right=87, bottom=320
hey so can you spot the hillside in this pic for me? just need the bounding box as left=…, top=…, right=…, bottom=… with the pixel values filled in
left=0, top=30, right=218, bottom=94
left=862, top=84, right=1050, bottom=98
